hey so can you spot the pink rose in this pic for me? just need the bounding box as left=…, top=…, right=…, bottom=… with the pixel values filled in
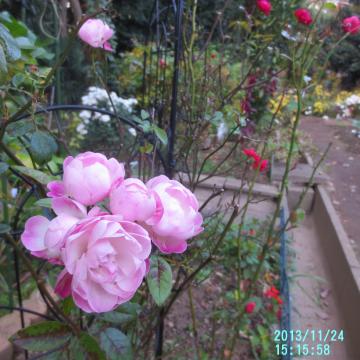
left=62, top=152, right=125, bottom=206
left=342, top=16, right=360, bottom=34
left=60, top=215, right=151, bottom=313
left=78, top=19, right=114, bottom=51
left=257, top=0, right=272, bottom=16
left=146, top=175, right=203, bottom=254
left=294, top=8, right=313, bottom=26
left=109, top=178, right=156, bottom=222
left=21, top=197, right=86, bottom=263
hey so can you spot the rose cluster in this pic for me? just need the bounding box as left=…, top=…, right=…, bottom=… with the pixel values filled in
left=256, top=0, right=360, bottom=35
left=243, top=148, right=268, bottom=172
left=21, top=152, right=203, bottom=313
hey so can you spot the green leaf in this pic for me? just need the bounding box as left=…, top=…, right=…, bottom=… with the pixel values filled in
left=76, top=332, right=106, bottom=360
left=139, top=142, right=153, bottom=154
left=0, top=44, right=7, bottom=73
left=100, top=328, right=133, bottom=360
left=12, top=165, right=55, bottom=185
left=0, top=12, right=28, bottom=37
left=0, top=162, right=9, bottom=174
left=30, top=131, right=58, bottom=164
left=140, top=120, right=151, bottom=133
left=146, top=255, right=172, bottom=306
left=34, top=198, right=52, bottom=208
left=11, top=73, right=24, bottom=86
left=0, top=23, right=21, bottom=61
left=10, top=321, right=71, bottom=352
left=62, top=297, right=76, bottom=316
left=0, top=223, right=10, bottom=234
left=153, top=125, right=168, bottom=145
left=15, top=36, right=35, bottom=49
left=324, top=2, right=337, bottom=10
left=100, top=302, right=141, bottom=325
left=140, top=110, right=149, bottom=120
left=7, top=119, right=34, bottom=137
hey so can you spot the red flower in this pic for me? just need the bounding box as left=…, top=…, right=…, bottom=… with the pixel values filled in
left=244, top=148, right=268, bottom=172
left=243, top=148, right=260, bottom=162
left=257, top=0, right=272, bottom=16
left=211, top=53, right=217, bottom=59
left=294, top=8, right=313, bottom=25
left=265, top=286, right=282, bottom=304
left=248, top=229, right=256, bottom=236
left=342, top=16, right=360, bottom=34
left=159, top=59, right=166, bottom=68
left=245, top=301, right=256, bottom=314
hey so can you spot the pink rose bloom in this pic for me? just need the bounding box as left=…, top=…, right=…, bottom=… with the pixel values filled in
left=21, top=197, right=86, bottom=263
left=60, top=215, right=151, bottom=313
left=62, top=152, right=125, bottom=206
left=146, top=175, right=203, bottom=254
left=294, top=8, right=313, bottom=26
left=78, top=19, right=114, bottom=51
left=342, top=16, right=360, bottom=34
left=109, top=178, right=156, bottom=222
left=257, top=0, right=272, bottom=16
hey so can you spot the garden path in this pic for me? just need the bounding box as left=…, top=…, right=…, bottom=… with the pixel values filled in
left=300, top=116, right=360, bottom=261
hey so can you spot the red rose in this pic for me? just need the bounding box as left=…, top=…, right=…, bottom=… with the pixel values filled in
left=294, top=8, right=313, bottom=26
left=243, top=148, right=268, bottom=173
left=342, top=16, right=360, bottom=34
left=245, top=301, right=256, bottom=314
left=257, top=0, right=272, bottom=16
left=265, top=286, right=283, bottom=304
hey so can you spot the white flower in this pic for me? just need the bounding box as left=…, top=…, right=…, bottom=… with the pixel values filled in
left=303, top=75, right=312, bottom=84
left=128, top=128, right=137, bottom=136
left=100, top=115, right=111, bottom=123
left=216, top=121, right=228, bottom=142
left=76, top=123, right=88, bottom=135
left=11, top=188, right=18, bottom=198
left=79, top=110, right=91, bottom=121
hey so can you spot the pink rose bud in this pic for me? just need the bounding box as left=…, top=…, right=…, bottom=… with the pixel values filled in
left=245, top=301, right=256, bottom=314
left=21, top=197, right=87, bottom=263
left=61, top=215, right=151, bottom=313
left=342, top=16, right=360, bottom=34
left=257, top=0, right=272, bottom=16
left=62, top=152, right=125, bottom=206
left=294, top=8, right=313, bottom=26
left=78, top=19, right=114, bottom=51
left=146, top=175, right=203, bottom=254
left=109, top=178, right=156, bottom=222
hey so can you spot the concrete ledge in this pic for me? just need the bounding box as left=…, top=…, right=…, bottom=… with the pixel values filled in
left=178, top=173, right=279, bottom=198
left=313, top=185, right=360, bottom=360
left=287, top=185, right=315, bottom=213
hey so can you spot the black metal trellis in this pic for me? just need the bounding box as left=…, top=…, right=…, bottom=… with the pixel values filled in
left=141, top=0, right=184, bottom=357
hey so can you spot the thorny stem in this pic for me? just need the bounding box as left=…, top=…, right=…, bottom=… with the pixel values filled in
left=3, top=233, right=81, bottom=337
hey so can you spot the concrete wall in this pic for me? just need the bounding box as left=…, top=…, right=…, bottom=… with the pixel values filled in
left=313, top=186, right=360, bottom=359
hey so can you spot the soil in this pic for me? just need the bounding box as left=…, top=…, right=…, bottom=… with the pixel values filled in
left=164, top=271, right=253, bottom=360
left=299, top=116, right=360, bottom=260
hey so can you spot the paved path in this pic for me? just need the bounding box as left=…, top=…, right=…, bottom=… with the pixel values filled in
left=300, top=116, right=360, bottom=260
